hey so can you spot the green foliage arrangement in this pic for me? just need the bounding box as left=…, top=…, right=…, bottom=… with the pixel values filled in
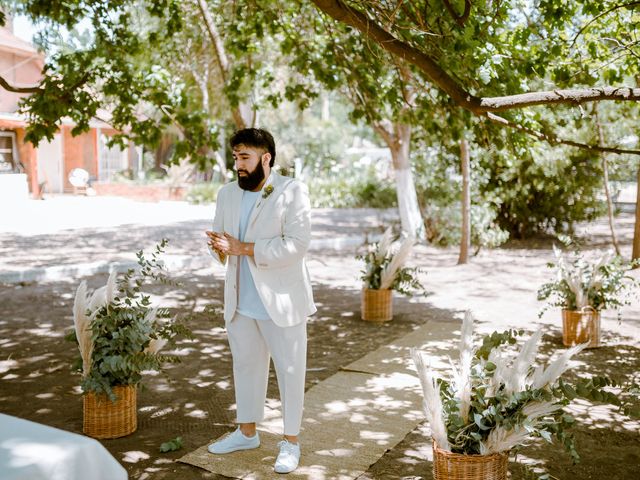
left=358, top=229, right=424, bottom=296
left=72, top=239, right=191, bottom=401
left=412, top=313, right=636, bottom=467
left=537, top=245, right=639, bottom=316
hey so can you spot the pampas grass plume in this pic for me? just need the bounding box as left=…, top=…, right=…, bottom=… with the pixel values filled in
left=533, top=343, right=586, bottom=389
left=73, top=281, right=93, bottom=376
left=455, top=311, right=474, bottom=423
left=380, top=235, right=415, bottom=290
left=146, top=337, right=167, bottom=354
left=411, top=348, right=450, bottom=451
left=505, top=329, right=542, bottom=394
left=377, top=227, right=394, bottom=261
left=105, top=270, right=118, bottom=305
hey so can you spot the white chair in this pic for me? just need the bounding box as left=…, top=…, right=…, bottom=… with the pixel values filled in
left=68, top=168, right=90, bottom=195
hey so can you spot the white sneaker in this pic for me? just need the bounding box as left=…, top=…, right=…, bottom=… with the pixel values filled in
left=207, top=428, right=260, bottom=454
left=274, top=439, right=300, bottom=474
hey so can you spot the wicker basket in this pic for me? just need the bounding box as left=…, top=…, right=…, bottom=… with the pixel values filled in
left=361, top=288, right=393, bottom=321
left=562, top=308, right=600, bottom=348
left=433, top=442, right=508, bottom=480
left=83, top=384, right=137, bottom=439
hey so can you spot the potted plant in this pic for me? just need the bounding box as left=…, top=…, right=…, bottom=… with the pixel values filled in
left=358, top=228, right=424, bottom=321
left=411, top=312, right=631, bottom=480
left=537, top=245, right=639, bottom=347
left=72, top=239, right=190, bottom=438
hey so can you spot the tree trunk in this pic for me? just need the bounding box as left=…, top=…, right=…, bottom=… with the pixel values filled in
left=633, top=164, right=640, bottom=267
left=196, top=0, right=249, bottom=130
left=594, top=107, right=621, bottom=255
left=191, top=63, right=228, bottom=183
left=458, top=138, right=471, bottom=265
left=388, top=124, right=425, bottom=239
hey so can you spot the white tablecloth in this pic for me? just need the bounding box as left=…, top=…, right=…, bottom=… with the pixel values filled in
left=0, top=413, right=127, bottom=480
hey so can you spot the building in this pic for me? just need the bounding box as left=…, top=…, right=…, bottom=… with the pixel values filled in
left=0, top=18, right=135, bottom=200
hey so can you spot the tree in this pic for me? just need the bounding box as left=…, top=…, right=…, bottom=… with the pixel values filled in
left=309, top=0, right=640, bottom=156
left=266, top=2, right=427, bottom=237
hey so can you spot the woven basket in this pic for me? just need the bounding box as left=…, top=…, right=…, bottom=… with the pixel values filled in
left=433, top=442, right=508, bottom=480
left=361, top=288, right=393, bottom=321
left=562, top=308, right=600, bottom=348
left=83, top=384, right=137, bottom=439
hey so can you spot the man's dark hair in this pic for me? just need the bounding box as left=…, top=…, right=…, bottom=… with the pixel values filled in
left=230, top=128, right=276, bottom=167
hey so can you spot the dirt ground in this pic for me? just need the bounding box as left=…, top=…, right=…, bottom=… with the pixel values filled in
left=1, top=212, right=639, bottom=479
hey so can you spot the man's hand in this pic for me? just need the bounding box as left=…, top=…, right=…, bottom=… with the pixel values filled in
left=206, top=231, right=254, bottom=257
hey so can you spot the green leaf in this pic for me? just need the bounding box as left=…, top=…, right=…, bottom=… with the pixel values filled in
left=474, top=413, right=491, bottom=431
left=160, top=436, right=183, bottom=452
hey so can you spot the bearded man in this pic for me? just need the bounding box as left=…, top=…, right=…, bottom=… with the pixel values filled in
left=205, top=128, right=315, bottom=474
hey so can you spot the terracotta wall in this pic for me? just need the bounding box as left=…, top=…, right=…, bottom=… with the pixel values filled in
left=92, top=183, right=186, bottom=202
left=62, top=126, right=97, bottom=191
left=0, top=52, right=44, bottom=113
left=15, top=127, right=38, bottom=195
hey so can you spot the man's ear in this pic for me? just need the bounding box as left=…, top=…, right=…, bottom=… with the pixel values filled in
left=262, top=153, right=271, bottom=166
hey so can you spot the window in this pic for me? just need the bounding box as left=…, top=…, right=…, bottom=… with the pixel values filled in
left=98, top=132, right=128, bottom=182
left=0, top=131, right=18, bottom=174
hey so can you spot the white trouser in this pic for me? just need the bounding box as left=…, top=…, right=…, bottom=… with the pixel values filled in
left=226, top=312, right=307, bottom=436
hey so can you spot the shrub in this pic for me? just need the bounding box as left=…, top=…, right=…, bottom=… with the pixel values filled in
left=307, top=166, right=397, bottom=209
left=186, top=182, right=223, bottom=204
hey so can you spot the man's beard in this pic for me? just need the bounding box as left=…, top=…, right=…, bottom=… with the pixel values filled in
left=237, top=161, right=265, bottom=191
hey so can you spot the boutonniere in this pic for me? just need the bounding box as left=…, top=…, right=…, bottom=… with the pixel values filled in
left=262, top=184, right=274, bottom=199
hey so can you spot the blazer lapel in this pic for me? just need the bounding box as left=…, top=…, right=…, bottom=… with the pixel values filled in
left=230, top=183, right=243, bottom=238
left=246, top=173, right=286, bottom=234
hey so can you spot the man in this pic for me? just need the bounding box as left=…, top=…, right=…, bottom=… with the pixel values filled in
left=205, top=128, right=315, bottom=474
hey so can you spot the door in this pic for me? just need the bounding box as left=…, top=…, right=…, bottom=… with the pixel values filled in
left=37, top=133, right=63, bottom=193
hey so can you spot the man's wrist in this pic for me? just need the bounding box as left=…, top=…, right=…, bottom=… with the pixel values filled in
left=240, top=242, right=255, bottom=257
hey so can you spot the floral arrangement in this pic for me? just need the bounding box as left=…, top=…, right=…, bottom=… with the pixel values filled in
left=358, top=228, right=424, bottom=295
left=72, top=239, right=191, bottom=400
left=411, top=312, right=630, bottom=463
left=537, top=245, right=639, bottom=316
left=262, top=184, right=274, bottom=199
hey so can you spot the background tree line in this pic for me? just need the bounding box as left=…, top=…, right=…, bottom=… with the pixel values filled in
left=1, top=0, right=639, bottom=260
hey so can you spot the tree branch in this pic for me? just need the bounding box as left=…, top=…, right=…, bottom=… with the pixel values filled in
left=442, top=0, right=471, bottom=27
left=310, top=0, right=640, bottom=114
left=0, top=74, right=42, bottom=93
left=310, top=0, right=481, bottom=111
left=194, top=0, right=246, bottom=129
left=570, top=1, right=640, bottom=48
left=479, top=87, right=640, bottom=111
left=485, top=112, right=640, bottom=156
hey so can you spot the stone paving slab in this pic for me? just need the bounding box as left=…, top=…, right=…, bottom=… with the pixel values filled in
left=178, top=320, right=460, bottom=479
